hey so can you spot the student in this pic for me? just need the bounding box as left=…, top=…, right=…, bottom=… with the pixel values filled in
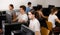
left=28, top=12, right=41, bottom=35
left=48, top=7, right=60, bottom=35
left=35, top=5, right=48, bottom=28
left=26, top=2, right=32, bottom=13
left=13, top=5, right=28, bottom=23
left=6, top=4, right=16, bottom=23
left=36, top=5, right=47, bottom=19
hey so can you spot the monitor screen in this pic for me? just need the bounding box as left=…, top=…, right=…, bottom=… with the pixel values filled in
left=11, top=25, right=35, bottom=35
left=21, top=25, right=35, bottom=35
left=2, top=23, right=21, bottom=35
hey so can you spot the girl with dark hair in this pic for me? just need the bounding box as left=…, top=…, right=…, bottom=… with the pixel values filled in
left=35, top=5, right=48, bottom=28
left=48, top=7, right=60, bottom=35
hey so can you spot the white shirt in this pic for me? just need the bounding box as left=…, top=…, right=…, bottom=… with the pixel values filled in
left=29, top=18, right=40, bottom=33
left=48, top=14, right=58, bottom=28
left=17, top=13, right=28, bottom=22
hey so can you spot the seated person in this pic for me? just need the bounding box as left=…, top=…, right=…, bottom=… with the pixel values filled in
left=26, top=2, right=32, bottom=13
left=6, top=4, right=16, bottom=23
left=36, top=5, right=47, bottom=19
left=48, top=7, right=60, bottom=35
left=35, top=5, right=48, bottom=28
left=13, top=5, right=28, bottom=23
left=28, top=12, right=41, bottom=35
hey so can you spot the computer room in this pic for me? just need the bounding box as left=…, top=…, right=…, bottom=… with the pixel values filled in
left=0, top=0, right=60, bottom=35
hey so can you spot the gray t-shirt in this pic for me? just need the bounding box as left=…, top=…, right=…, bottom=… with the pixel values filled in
left=6, top=10, right=16, bottom=23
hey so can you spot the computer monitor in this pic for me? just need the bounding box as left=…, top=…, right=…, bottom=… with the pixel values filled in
left=48, top=5, right=55, bottom=8
left=2, top=23, right=21, bottom=35
left=21, top=25, right=35, bottom=35
left=11, top=25, right=35, bottom=35
left=1, top=11, right=6, bottom=22
left=2, top=11, right=6, bottom=14
left=0, top=12, right=2, bottom=28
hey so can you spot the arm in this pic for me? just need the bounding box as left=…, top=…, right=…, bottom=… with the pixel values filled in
left=13, top=18, right=17, bottom=22
left=12, top=13, right=17, bottom=20
left=13, top=15, right=18, bottom=22
left=12, top=12, right=17, bottom=20
left=55, top=18, right=60, bottom=23
left=55, top=15, right=60, bottom=23
left=35, top=31, right=41, bottom=35
left=39, top=11, right=47, bottom=19
left=35, top=22, right=41, bottom=35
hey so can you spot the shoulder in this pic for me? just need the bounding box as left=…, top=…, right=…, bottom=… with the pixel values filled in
left=24, top=13, right=27, bottom=15
left=6, top=10, right=10, bottom=13
left=48, top=14, right=53, bottom=17
left=53, top=15, right=58, bottom=18
left=34, top=18, right=40, bottom=24
left=35, top=19, right=39, bottom=22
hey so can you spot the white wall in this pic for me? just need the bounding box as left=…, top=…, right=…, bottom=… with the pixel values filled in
left=46, top=0, right=60, bottom=7
left=0, top=0, right=38, bottom=10
left=0, top=0, right=60, bottom=10
left=38, top=0, right=60, bottom=7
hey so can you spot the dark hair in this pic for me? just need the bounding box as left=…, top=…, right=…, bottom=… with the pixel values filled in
left=51, top=7, right=58, bottom=14
left=28, top=2, right=31, bottom=5
left=30, top=11, right=39, bottom=18
left=33, top=6, right=37, bottom=11
left=30, top=11, right=35, bottom=15
left=20, top=5, right=26, bottom=11
left=37, top=5, right=42, bottom=11
left=9, top=4, right=14, bottom=8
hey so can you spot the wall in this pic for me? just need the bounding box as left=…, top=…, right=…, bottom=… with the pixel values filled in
left=38, top=0, right=60, bottom=7
left=0, top=0, right=60, bottom=10
left=47, top=0, right=60, bottom=7
left=0, top=0, right=38, bottom=10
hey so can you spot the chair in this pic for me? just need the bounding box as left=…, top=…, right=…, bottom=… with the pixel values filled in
left=41, top=27, right=50, bottom=35
left=46, top=21, right=53, bottom=31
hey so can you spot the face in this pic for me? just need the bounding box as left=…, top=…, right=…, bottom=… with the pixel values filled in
left=28, top=12, right=33, bottom=19
left=9, top=6, right=13, bottom=10
left=54, top=11, right=58, bottom=14
left=20, top=8, right=24, bottom=13
left=28, top=4, right=31, bottom=7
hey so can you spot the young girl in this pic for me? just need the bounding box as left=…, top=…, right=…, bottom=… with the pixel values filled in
left=36, top=5, right=48, bottom=28
left=48, top=7, right=60, bottom=35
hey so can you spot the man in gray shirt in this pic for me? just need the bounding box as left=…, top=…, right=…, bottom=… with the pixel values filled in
left=6, top=4, right=16, bottom=23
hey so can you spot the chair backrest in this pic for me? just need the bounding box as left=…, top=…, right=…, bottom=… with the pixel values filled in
left=41, top=27, right=50, bottom=35
left=46, top=21, right=53, bottom=31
